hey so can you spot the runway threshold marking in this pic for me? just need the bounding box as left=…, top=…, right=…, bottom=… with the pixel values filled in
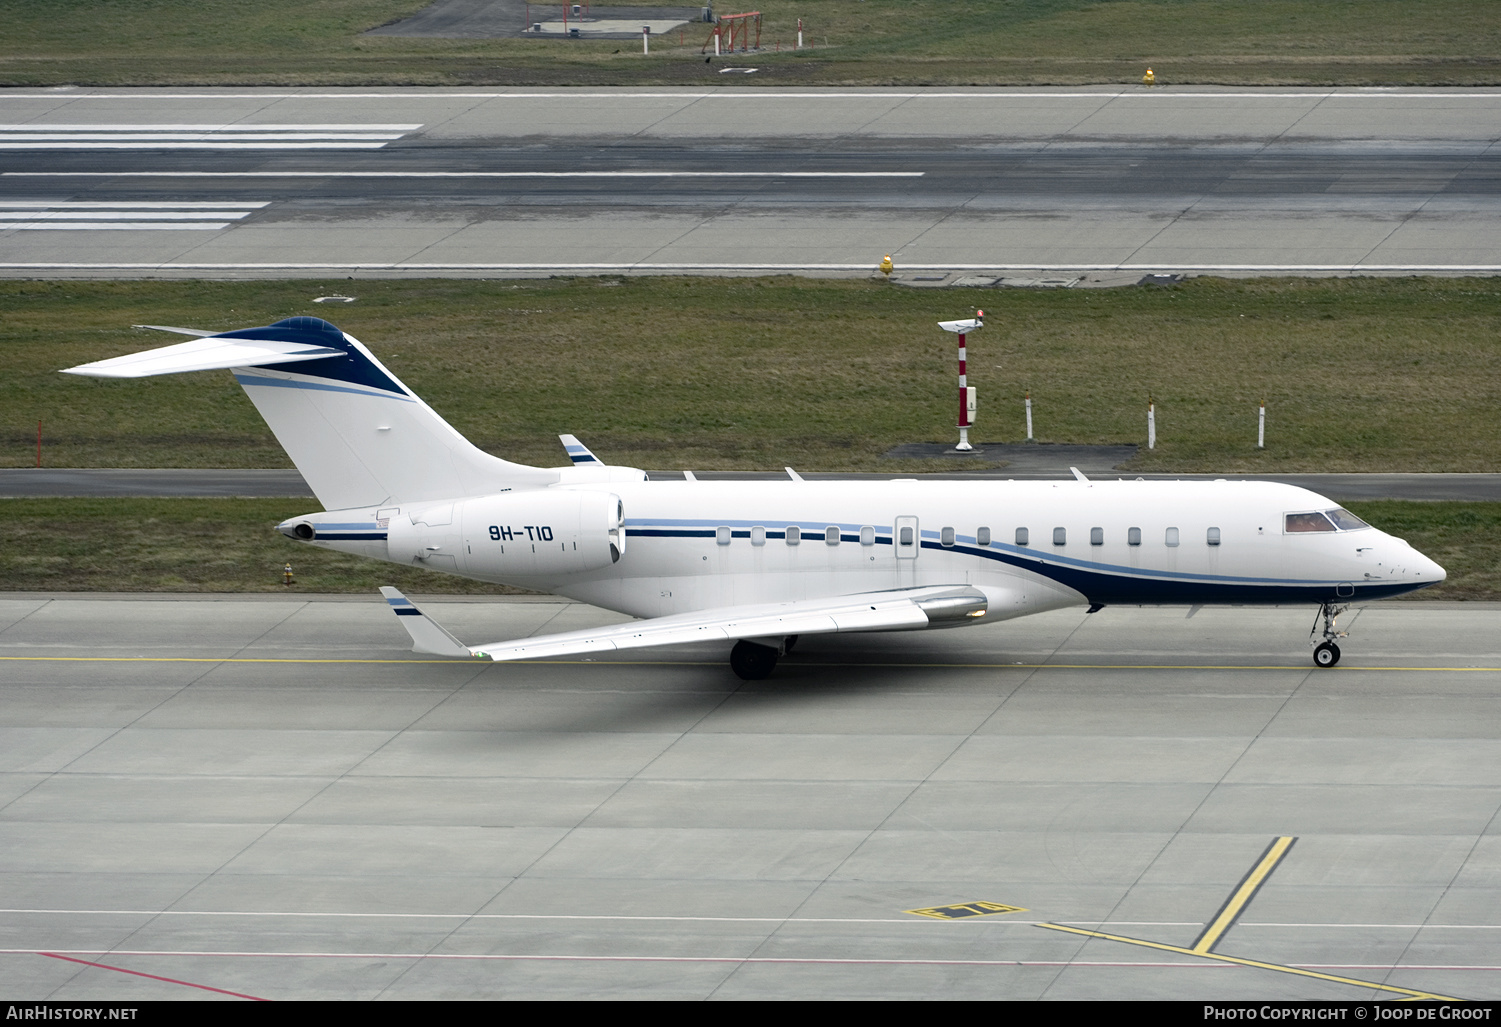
left=1035, top=836, right=1461, bottom=1002
left=40, top=952, right=266, bottom=1001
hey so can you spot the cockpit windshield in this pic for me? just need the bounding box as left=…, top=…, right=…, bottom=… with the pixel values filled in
left=1285, top=509, right=1372, bottom=533
left=1285, top=511, right=1337, bottom=533
left=1325, top=508, right=1371, bottom=531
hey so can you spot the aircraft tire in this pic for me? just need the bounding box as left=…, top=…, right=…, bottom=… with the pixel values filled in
left=1313, top=641, right=1341, bottom=668
left=731, top=640, right=779, bottom=680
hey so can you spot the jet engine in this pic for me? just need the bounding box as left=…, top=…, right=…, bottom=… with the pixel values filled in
left=387, top=490, right=625, bottom=580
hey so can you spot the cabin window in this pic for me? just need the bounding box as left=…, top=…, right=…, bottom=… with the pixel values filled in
left=1207, top=526, right=1221, bottom=546
left=1090, top=527, right=1104, bottom=546
left=1165, top=527, right=1180, bottom=547
left=825, top=525, right=840, bottom=546
left=860, top=525, right=875, bottom=546
left=751, top=525, right=766, bottom=547
left=1285, top=511, right=1336, bottom=533
left=1016, top=527, right=1029, bottom=547
left=976, top=526, right=991, bottom=547
left=940, top=526, right=956, bottom=547
left=1128, top=527, right=1141, bottom=546
left=899, top=525, right=914, bottom=547
left=786, top=525, right=801, bottom=545
left=716, top=526, right=732, bottom=546
left=1053, top=527, right=1067, bottom=546
left=1326, top=508, right=1370, bottom=531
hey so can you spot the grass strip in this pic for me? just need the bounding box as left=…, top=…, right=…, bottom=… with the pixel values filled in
left=0, top=498, right=1495, bottom=600
left=2, top=1, right=1500, bottom=86
left=6, top=276, right=1501, bottom=474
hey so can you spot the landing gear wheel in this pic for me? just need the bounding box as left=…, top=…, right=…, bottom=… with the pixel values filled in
left=1313, top=641, right=1341, bottom=668
left=730, top=640, right=780, bottom=681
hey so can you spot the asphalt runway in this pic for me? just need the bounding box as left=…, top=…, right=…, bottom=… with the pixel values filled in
left=5, top=468, right=1501, bottom=501
left=1, top=595, right=1498, bottom=1000
left=3, top=87, right=1501, bottom=276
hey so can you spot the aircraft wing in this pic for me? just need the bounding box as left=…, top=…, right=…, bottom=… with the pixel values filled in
left=61, top=334, right=345, bottom=378
left=379, top=585, right=988, bottom=662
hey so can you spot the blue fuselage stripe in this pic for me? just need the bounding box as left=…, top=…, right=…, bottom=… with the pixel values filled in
left=621, top=526, right=1425, bottom=604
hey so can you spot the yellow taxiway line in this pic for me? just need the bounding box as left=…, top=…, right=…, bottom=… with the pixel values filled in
left=1037, top=835, right=1460, bottom=1002
left=1193, top=836, right=1297, bottom=955
left=1036, top=922, right=1460, bottom=1001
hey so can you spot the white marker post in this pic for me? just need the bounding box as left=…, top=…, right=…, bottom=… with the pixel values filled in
left=1147, top=397, right=1157, bottom=450
left=643, top=24, right=650, bottom=53
left=1024, top=389, right=1033, bottom=440
left=1258, top=398, right=1266, bottom=449
left=938, top=311, right=984, bottom=451
left=714, top=24, right=721, bottom=55
left=797, top=17, right=803, bottom=49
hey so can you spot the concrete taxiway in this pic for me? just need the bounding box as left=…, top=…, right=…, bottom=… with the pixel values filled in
left=1, top=595, right=1498, bottom=1000
left=4, top=87, right=1501, bottom=276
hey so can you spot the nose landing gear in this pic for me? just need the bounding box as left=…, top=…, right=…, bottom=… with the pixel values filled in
left=1310, top=603, right=1349, bottom=668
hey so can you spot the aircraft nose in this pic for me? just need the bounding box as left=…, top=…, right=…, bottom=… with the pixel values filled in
left=1416, top=551, right=1447, bottom=584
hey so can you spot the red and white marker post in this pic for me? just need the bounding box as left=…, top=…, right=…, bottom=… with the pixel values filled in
left=937, top=310, right=984, bottom=451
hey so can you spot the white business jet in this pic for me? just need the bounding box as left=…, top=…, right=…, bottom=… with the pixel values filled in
left=63, top=315, right=1446, bottom=677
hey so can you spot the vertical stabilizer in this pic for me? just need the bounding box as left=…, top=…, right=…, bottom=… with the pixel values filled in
left=65, top=317, right=557, bottom=510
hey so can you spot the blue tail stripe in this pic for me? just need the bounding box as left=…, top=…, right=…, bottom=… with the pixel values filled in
left=220, top=316, right=408, bottom=396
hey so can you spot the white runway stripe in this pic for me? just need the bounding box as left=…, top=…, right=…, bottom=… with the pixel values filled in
left=0, top=123, right=420, bottom=150
left=0, top=124, right=420, bottom=131
left=0, top=212, right=254, bottom=220
left=0, top=222, right=233, bottom=230
left=3, top=171, right=923, bottom=178
left=0, top=201, right=269, bottom=208
left=0, top=200, right=264, bottom=231
left=0, top=142, right=397, bottom=150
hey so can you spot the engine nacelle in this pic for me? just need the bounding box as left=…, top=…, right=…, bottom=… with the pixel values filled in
left=388, top=489, right=624, bottom=581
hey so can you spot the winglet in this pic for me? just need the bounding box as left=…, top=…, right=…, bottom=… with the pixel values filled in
left=379, top=587, right=475, bottom=658
left=559, top=434, right=603, bottom=465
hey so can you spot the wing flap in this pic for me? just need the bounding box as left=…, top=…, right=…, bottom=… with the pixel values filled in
left=61, top=335, right=345, bottom=378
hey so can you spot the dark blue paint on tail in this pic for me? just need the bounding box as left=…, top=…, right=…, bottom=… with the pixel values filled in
left=220, top=317, right=407, bottom=396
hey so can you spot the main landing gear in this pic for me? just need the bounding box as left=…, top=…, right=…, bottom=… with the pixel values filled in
left=1310, top=603, right=1349, bottom=668
left=730, top=636, right=797, bottom=680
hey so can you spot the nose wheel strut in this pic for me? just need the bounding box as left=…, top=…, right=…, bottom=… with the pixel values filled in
left=1310, top=603, right=1349, bottom=668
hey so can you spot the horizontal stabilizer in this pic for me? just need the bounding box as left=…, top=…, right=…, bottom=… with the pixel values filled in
left=379, top=587, right=473, bottom=658
left=133, top=324, right=217, bottom=338
left=61, top=335, right=345, bottom=378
